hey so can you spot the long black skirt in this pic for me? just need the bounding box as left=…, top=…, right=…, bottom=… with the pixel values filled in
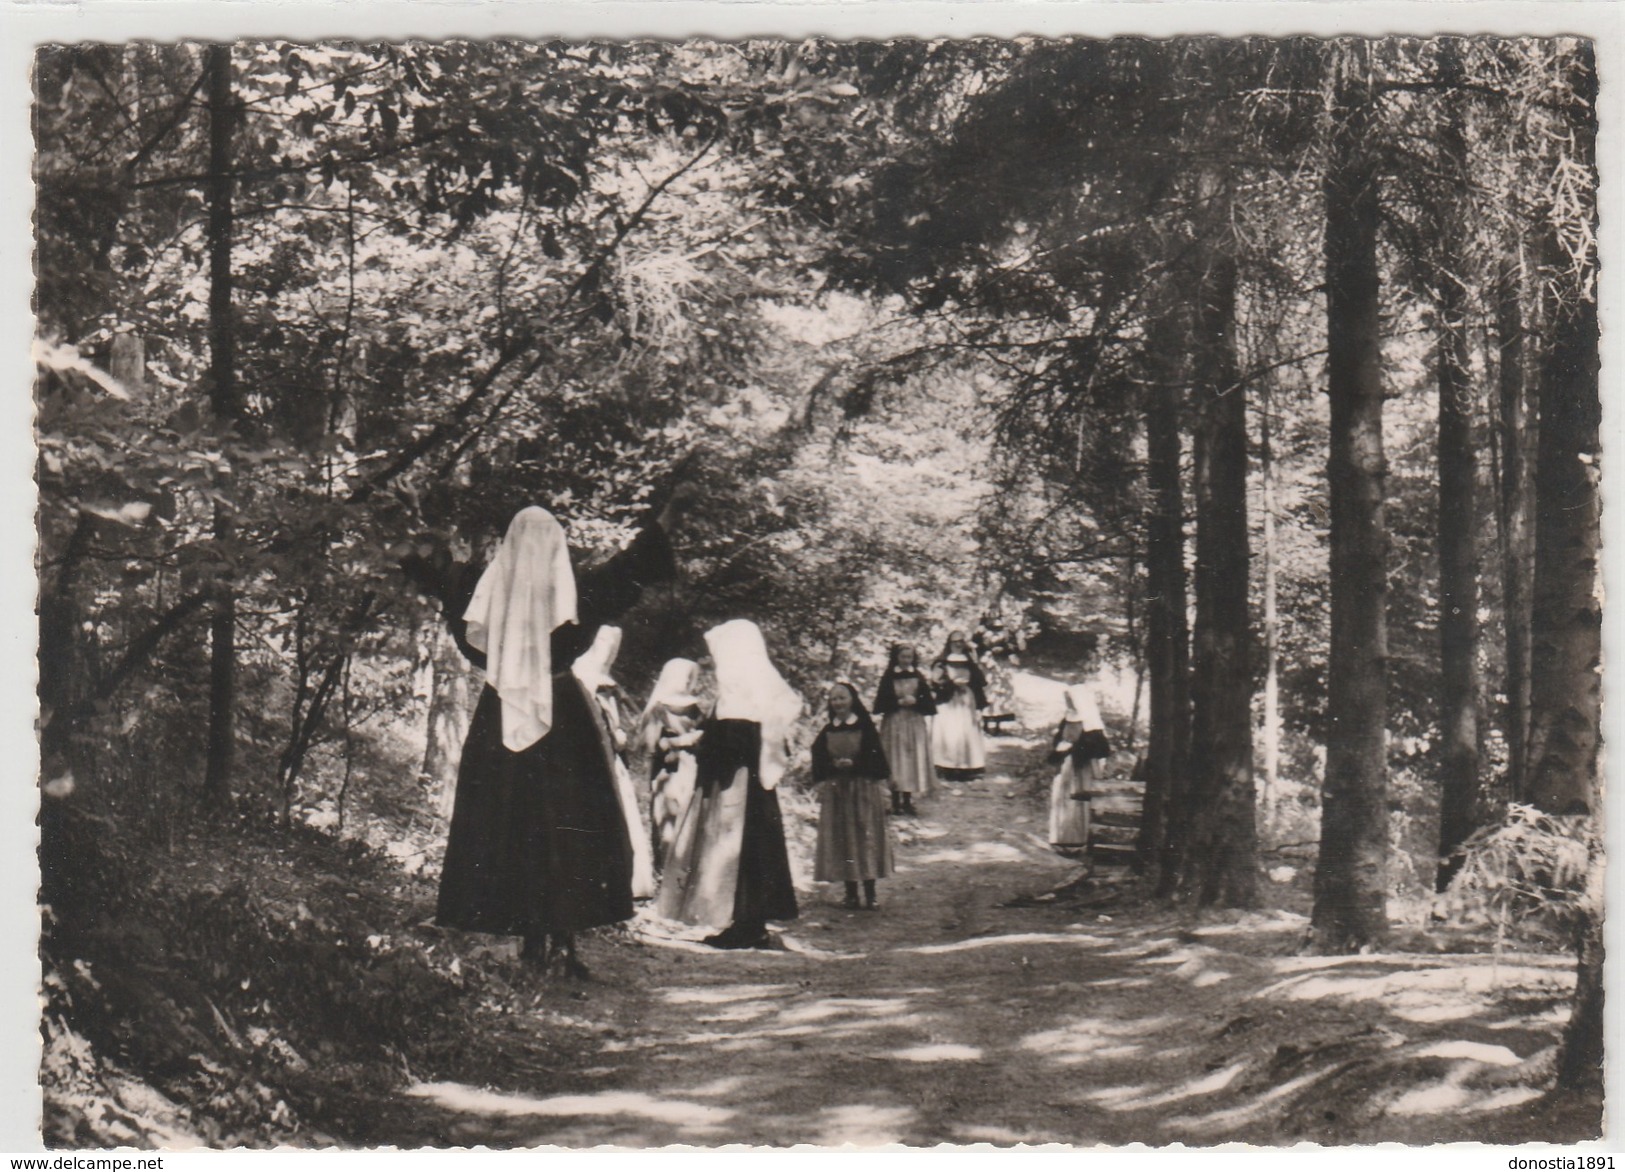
left=436, top=678, right=634, bottom=937
left=736, top=778, right=799, bottom=926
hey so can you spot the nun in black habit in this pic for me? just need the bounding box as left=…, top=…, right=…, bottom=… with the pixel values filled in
left=404, top=495, right=684, bottom=977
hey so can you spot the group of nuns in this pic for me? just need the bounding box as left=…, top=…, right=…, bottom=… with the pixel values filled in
left=869, top=635, right=1112, bottom=852
left=411, top=502, right=1111, bottom=973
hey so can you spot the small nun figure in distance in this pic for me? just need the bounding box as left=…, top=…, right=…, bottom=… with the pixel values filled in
left=872, top=643, right=937, bottom=816
left=931, top=630, right=989, bottom=782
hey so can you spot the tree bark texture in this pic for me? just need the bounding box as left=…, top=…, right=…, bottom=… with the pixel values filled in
left=1139, top=309, right=1192, bottom=894
left=1260, top=385, right=1281, bottom=819
left=1433, top=44, right=1482, bottom=892
left=1495, top=255, right=1535, bottom=805
left=1311, top=46, right=1390, bottom=952
left=1533, top=41, right=1602, bottom=1095
left=203, top=44, right=239, bottom=800
left=1185, top=239, right=1257, bottom=908
left=1527, top=291, right=1600, bottom=816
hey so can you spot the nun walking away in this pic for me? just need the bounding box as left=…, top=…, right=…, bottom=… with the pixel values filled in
left=812, top=683, right=894, bottom=910
left=1049, top=679, right=1111, bottom=851
left=871, top=644, right=936, bottom=815
left=573, top=625, right=656, bottom=900
left=931, top=630, right=989, bottom=782
left=641, top=657, right=705, bottom=870
left=403, top=492, right=686, bottom=978
left=656, top=620, right=802, bottom=950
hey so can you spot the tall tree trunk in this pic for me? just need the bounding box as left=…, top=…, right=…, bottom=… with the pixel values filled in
left=1139, top=308, right=1191, bottom=893
left=1433, top=42, right=1482, bottom=891
left=1495, top=253, right=1536, bottom=804
left=1527, top=44, right=1600, bottom=819
left=1527, top=300, right=1599, bottom=816
left=1184, top=237, right=1257, bottom=908
left=1259, top=382, right=1281, bottom=824
left=1311, top=44, right=1390, bottom=952
left=203, top=44, right=239, bottom=801
left=1529, top=41, right=1602, bottom=1097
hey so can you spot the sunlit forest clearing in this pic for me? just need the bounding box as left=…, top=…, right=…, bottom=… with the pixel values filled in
left=33, top=36, right=1600, bottom=1147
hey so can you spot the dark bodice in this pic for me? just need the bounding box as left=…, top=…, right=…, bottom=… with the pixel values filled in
left=811, top=719, right=890, bottom=782
left=873, top=669, right=938, bottom=716
left=694, top=718, right=762, bottom=792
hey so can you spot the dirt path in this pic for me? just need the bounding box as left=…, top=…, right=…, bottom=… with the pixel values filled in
left=390, top=736, right=1587, bottom=1148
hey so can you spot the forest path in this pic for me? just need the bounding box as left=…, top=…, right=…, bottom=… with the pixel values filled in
left=393, top=735, right=1579, bottom=1148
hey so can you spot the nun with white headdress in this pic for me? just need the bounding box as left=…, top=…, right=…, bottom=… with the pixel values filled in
left=1048, top=667, right=1111, bottom=851
left=655, top=619, right=802, bottom=949
left=406, top=494, right=685, bottom=977
left=639, top=657, right=705, bottom=870
left=573, top=625, right=656, bottom=900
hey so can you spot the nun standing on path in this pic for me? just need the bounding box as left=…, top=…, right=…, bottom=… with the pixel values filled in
left=1049, top=679, right=1111, bottom=851
left=872, top=644, right=936, bottom=816
left=656, top=620, right=802, bottom=950
left=404, top=493, right=686, bottom=978
left=931, top=630, right=989, bottom=782
left=812, top=682, right=894, bottom=910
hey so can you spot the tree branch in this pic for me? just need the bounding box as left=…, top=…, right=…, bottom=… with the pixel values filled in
left=125, top=65, right=211, bottom=177
left=349, top=133, right=723, bottom=496
left=57, top=589, right=214, bottom=729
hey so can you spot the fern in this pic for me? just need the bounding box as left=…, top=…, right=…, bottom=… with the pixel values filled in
left=1439, top=803, right=1596, bottom=940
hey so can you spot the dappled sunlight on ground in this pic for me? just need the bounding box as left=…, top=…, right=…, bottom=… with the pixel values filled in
left=658, top=983, right=797, bottom=1005
left=1386, top=1062, right=1545, bottom=1117
left=883, top=1043, right=983, bottom=1062
left=1018, top=1014, right=1174, bottom=1066
left=1253, top=964, right=1574, bottom=1023
left=908, top=841, right=1034, bottom=866
left=1098, top=1060, right=1250, bottom=1112
left=902, top=931, right=1110, bottom=955
left=390, top=733, right=1591, bottom=1149
left=812, top=1103, right=916, bottom=1147
left=685, top=1076, right=749, bottom=1098
left=1486, top=1007, right=1571, bottom=1030
left=1269, top=951, right=1568, bottom=974
left=1161, top=1067, right=1338, bottom=1135
left=1182, top=911, right=1309, bottom=938
left=692, top=1002, right=780, bottom=1024
left=1097, top=942, right=1174, bottom=959
left=776, top=996, right=912, bottom=1026
left=406, top=1082, right=735, bottom=1135
left=1413, top=1040, right=1522, bottom=1065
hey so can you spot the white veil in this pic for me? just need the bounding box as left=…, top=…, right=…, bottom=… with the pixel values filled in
left=572, top=624, right=623, bottom=694
left=1062, top=682, right=1104, bottom=732
left=705, top=619, right=803, bottom=790
left=462, top=506, right=578, bottom=751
